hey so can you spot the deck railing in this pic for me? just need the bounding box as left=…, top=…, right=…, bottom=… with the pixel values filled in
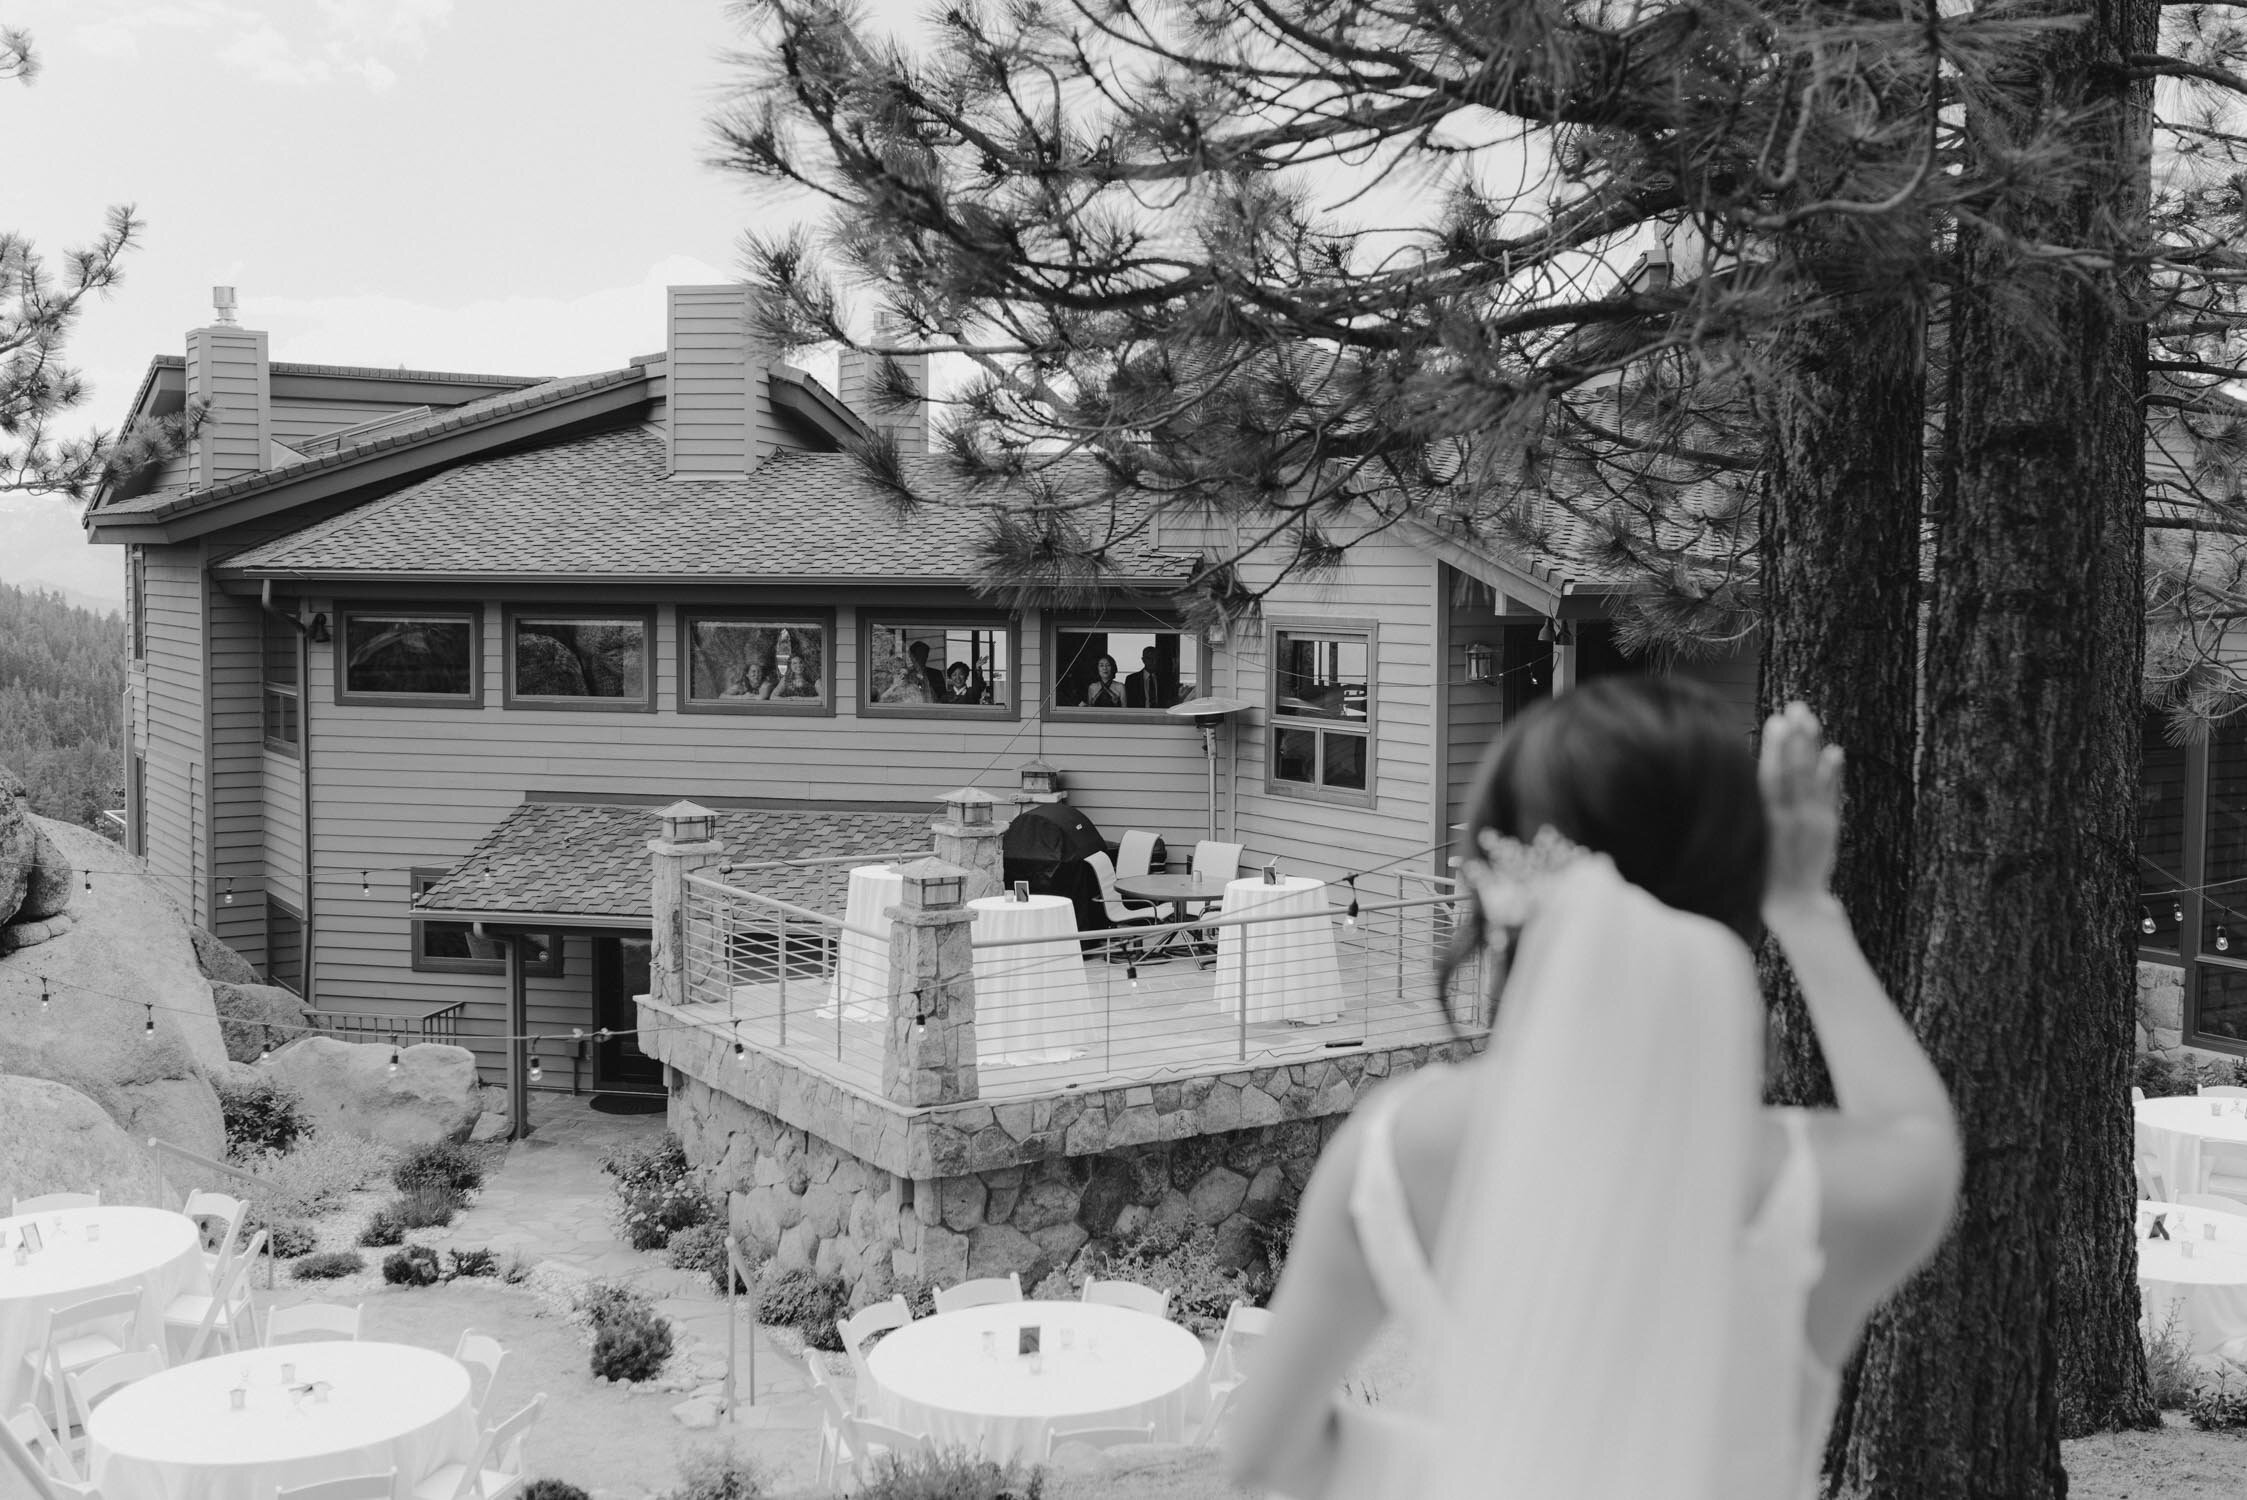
left=145, top=1137, right=277, bottom=1288
left=301, top=1000, right=471, bottom=1047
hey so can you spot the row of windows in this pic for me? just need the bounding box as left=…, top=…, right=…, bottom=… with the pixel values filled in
left=2138, top=712, right=2247, bottom=1049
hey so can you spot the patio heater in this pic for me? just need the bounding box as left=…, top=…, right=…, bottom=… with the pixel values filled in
left=1166, top=695, right=1257, bottom=842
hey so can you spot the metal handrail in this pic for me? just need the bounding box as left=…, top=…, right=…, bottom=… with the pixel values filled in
left=144, top=1137, right=277, bottom=1289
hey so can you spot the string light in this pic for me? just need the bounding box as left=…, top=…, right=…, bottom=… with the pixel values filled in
left=222, top=878, right=234, bottom=906
left=388, top=1038, right=401, bottom=1074
left=83, top=869, right=91, bottom=892
left=528, top=1054, right=543, bottom=1084
left=361, top=871, right=370, bottom=896
left=2221, top=926, right=2232, bottom=954
left=732, top=1019, right=745, bottom=1059
left=1126, top=963, right=1139, bottom=991
left=40, top=977, right=50, bottom=1014
left=1344, top=876, right=1360, bottom=928
left=144, top=1004, right=154, bottom=1035
left=2175, top=900, right=2186, bottom=924
left=2144, top=911, right=2160, bottom=935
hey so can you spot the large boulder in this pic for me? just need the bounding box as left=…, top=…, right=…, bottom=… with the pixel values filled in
left=16, top=823, right=74, bottom=922
left=0, top=1074, right=169, bottom=1209
left=0, top=817, right=226, bottom=1160
left=190, top=927, right=261, bottom=986
left=211, top=981, right=317, bottom=1064
left=261, top=1037, right=482, bottom=1147
left=0, top=765, right=31, bottom=924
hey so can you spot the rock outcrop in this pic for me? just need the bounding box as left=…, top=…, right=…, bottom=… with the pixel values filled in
left=0, top=766, right=77, bottom=951
left=191, top=927, right=262, bottom=987
left=261, top=1037, right=482, bottom=1147
left=211, top=981, right=318, bottom=1064
left=0, top=1075, right=168, bottom=1209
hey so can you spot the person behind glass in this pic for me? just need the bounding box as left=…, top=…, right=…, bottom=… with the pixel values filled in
left=1081, top=654, right=1127, bottom=708
left=907, top=640, right=947, bottom=704
left=1124, top=646, right=1168, bottom=708
left=944, top=660, right=993, bottom=705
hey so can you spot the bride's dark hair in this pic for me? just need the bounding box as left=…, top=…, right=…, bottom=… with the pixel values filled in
left=1440, top=675, right=1769, bottom=1019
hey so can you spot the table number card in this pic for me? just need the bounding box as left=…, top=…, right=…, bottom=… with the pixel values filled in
left=2149, top=1213, right=2170, bottom=1241
left=17, top=1223, right=41, bottom=1255
left=1017, top=1325, right=1041, bottom=1358
left=1013, top=881, right=1031, bottom=903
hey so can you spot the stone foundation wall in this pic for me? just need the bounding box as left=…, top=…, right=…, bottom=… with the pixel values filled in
left=2135, top=959, right=2246, bottom=1074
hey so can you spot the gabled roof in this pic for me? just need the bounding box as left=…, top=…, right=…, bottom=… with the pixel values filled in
left=217, top=423, right=1194, bottom=586
left=413, top=801, right=931, bottom=925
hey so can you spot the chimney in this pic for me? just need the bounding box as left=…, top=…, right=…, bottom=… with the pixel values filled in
left=184, top=286, right=271, bottom=489
left=837, top=315, right=930, bottom=457
left=665, top=285, right=775, bottom=478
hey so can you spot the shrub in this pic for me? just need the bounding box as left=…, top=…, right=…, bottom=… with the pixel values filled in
left=382, top=1245, right=442, bottom=1287
left=2186, top=1368, right=2247, bottom=1430
left=1041, top=1225, right=1261, bottom=1337
left=246, top=1132, right=396, bottom=1222
left=602, top=1133, right=710, bottom=1250
left=2146, top=1304, right=2199, bottom=1409
left=292, top=1250, right=365, bottom=1282
left=591, top=1306, right=675, bottom=1382
left=853, top=1450, right=1041, bottom=1500
left=216, top=1075, right=308, bottom=1157
left=521, top=1484, right=593, bottom=1500
left=602, top=1132, right=692, bottom=1194
left=668, top=1223, right=749, bottom=1295
left=889, top=1274, right=938, bottom=1320
left=664, top=1443, right=765, bottom=1500
left=501, top=1253, right=535, bottom=1285
left=577, top=1278, right=655, bottom=1332
left=386, top=1186, right=461, bottom=1231
left=757, top=1267, right=847, bottom=1349
left=393, top=1140, right=485, bottom=1198
left=449, top=1247, right=498, bottom=1279
left=358, top=1206, right=405, bottom=1248
left=261, top=1219, right=319, bottom=1259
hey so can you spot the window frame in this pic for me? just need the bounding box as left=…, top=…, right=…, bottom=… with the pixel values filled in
left=677, top=608, right=839, bottom=718
left=858, top=613, right=1023, bottom=723
left=409, top=866, right=564, bottom=977
left=2141, top=711, right=2247, bottom=1055
left=334, top=603, right=483, bottom=708
left=1263, top=617, right=1378, bottom=808
left=262, top=610, right=302, bottom=758
left=266, top=897, right=307, bottom=996
left=502, top=605, right=657, bottom=713
left=1042, top=612, right=1205, bottom=724
left=129, top=547, right=145, bottom=663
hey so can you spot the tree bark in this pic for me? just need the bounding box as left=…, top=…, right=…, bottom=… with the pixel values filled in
left=1829, top=0, right=2159, bottom=1488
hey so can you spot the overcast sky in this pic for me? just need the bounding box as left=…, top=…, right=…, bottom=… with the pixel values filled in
left=5, top=0, right=930, bottom=604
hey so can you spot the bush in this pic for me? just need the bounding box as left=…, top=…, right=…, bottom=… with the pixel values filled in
left=245, top=1132, right=396, bottom=1222
left=668, top=1223, right=749, bottom=1295
left=501, top=1253, right=535, bottom=1285
left=591, top=1307, right=675, bottom=1382
left=2186, top=1369, right=2247, bottom=1430
left=382, top=1245, right=442, bottom=1287
left=393, top=1140, right=485, bottom=1198
left=577, top=1279, right=655, bottom=1332
left=756, top=1267, right=847, bottom=1349
left=292, top=1250, right=365, bottom=1281
left=664, top=1443, right=766, bottom=1500
left=449, top=1247, right=498, bottom=1279
left=262, top=1219, right=319, bottom=1259
left=602, top=1133, right=710, bottom=1251
left=521, top=1484, right=593, bottom=1500
left=853, top=1450, right=1041, bottom=1500
left=2146, top=1305, right=2199, bottom=1409
left=216, top=1075, right=309, bottom=1157
left=358, top=1206, right=405, bottom=1248
left=1037, top=1225, right=1260, bottom=1337
left=889, top=1274, right=938, bottom=1320
left=385, top=1186, right=461, bottom=1231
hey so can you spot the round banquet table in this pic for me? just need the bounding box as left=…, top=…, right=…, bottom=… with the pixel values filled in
left=1212, top=875, right=1343, bottom=1025
left=2136, top=1095, right=2247, bottom=1200
left=866, top=1300, right=1206, bottom=1464
left=2138, top=1200, right=2247, bottom=1357
left=0, top=1205, right=206, bottom=1412
left=969, top=895, right=1097, bottom=1065
left=86, top=1340, right=477, bottom=1500
left=826, top=863, right=904, bottom=1022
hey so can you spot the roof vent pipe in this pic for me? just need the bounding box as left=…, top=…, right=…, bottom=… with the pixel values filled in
left=213, top=286, right=238, bottom=325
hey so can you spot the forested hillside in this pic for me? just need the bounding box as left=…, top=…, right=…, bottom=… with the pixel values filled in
left=0, top=580, right=124, bottom=831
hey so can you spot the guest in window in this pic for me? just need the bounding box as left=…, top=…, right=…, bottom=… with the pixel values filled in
left=1082, top=654, right=1127, bottom=708
left=945, top=660, right=994, bottom=704
left=909, top=640, right=948, bottom=703
left=734, top=639, right=780, bottom=700
left=1125, top=646, right=1169, bottom=708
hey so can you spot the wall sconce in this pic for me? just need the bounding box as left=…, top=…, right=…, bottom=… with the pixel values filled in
left=656, top=800, right=718, bottom=846
left=305, top=612, right=330, bottom=644
left=1018, top=760, right=1062, bottom=798
left=1537, top=618, right=1575, bottom=646
left=1463, top=641, right=1495, bottom=685
left=899, top=859, right=966, bottom=911
left=942, top=787, right=998, bottom=827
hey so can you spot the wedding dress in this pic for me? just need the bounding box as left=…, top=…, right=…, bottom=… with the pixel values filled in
left=1339, top=852, right=1839, bottom=1500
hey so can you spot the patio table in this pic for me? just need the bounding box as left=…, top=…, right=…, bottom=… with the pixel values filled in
left=0, top=1205, right=205, bottom=1412
left=970, top=894, right=1097, bottom=1065
left=86, top=1340, right=476, bottom=1500
left=2136, top=1095, right=2247, bottom=1199
left=1212, top=875, right=1344, bottom=1025
left=866, top=1299, right=1205, bottom=1464
left=1113, top=872, right=1232, bottom=962
left=2138, top=1200, right=2247, bottom=1357
left=824, top=863, right=904, bottom=1023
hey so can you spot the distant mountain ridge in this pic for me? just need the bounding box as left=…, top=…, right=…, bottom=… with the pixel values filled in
left=6, top=579, right=122, bottom=618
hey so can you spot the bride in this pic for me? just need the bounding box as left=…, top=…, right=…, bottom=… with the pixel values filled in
left=1224, top=677, right=1961, bottom=1500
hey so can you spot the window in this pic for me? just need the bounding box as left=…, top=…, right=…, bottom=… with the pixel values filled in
left=129, top=547, right=145, bottom=663
left=681, top=613, right=833, bottom=716
left=338, top=607, right=478, bottom=703
left=262, top=612, right=300, bottom=756
left=1047, top=618, right=1201, bottom=719
left=410, top=867, right=563, bottom=976
left=2140, top=710, right=2247, bottom=1049
left=1268, top=622, right=1374, bottom=801
left=862, top=620, right=1016, bottom=718
left=508, top=611, right=652, bottom=709
left=267, top=899, right=306, bottom=995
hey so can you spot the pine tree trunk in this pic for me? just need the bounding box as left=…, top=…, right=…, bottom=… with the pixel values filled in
left=1828, top=0, right=2159, bottom=1487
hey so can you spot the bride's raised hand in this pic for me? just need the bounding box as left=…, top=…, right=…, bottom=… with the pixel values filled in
left=1760, top=701, right=1844, bottom=917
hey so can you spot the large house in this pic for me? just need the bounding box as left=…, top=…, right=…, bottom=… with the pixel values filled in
left=82, top=285, right=1764, bottom=1099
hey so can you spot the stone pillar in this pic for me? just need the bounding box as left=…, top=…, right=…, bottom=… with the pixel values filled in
left=883, top=858, right=979, bottom=1106
left=931, top=787, right=1007, bottom=903
left=649, top=801, right=726, bottom=1008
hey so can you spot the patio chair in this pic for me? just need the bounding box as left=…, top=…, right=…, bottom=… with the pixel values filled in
left=266, top=1302, right=363, bottom=1346
left=2, top=1402, right=101, bottom=1500
left=22, top=1288, right=146, bottom=1426
left=1045, top=1420, right=1157, bottom=1459
left=932, top=1273, right=1022, bottom=1315
left=806, top=1351, right=851, bottom=1490
left=277, top=1475, right=398, bottom=1500
left=1081, top=1278, right=1172, bottom=1319
left=2179, top=1193, right=2247, bottom=1217
left=1187, top=841, right=1244, bottom=962
left=163, top=1228, right=266, bottom=1361
left=60, top=1348, right=166, bottom=1462
left=1086, top=852, right=1158, bottom=961
left=1195, top=1300, right=1275, bottom=1445
left=10, top=1193, right=98, bottom=1217
left=837, top=1296, right=911, bottom=1414
left=409, top=1392, right=544, bottom=1500
left=4, top=1403, right=79, bottom=1485
left=2202, top=1086, right=2247, bottom=1097
left=180, top=1190, right=249, bottom=1283
left=451, top=1330, right=507, bottom=1420
left=2135, top=1152, right=2169, bottom=1202
left=2133, top=1086, right=2147, bottom=1104
left=1116, top=830, right=1160, bottom=882
left=838, top=1416, right=932, bottom=1484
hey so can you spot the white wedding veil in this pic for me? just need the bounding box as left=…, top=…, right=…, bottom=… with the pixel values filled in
left=1422, top=851, right=1764, bottom=1500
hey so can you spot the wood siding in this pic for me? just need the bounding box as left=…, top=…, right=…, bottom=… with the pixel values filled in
left=184, top=327, right=270, bottom=489
left=666, top=287, right=779, bottom=476
left=140, top=545, right=206, bottom=920
left=207, top=589, right=270, bottom=963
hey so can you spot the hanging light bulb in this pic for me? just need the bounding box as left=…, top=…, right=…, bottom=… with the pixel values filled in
left=257, top=1039, right=272, bottom=1065
left=2175, top=900, right=2185, bottom=924
left=83, top=869, right=91, bottom=892
left=222, top=878, right=234, bottom=906
left=1344, top=876, right=1359, bottom=929
left=2222, top=926, right=2233, bottom=954
left=144, top=1004, right=155, bottom=1035
left=732, top=1020, right=745, bottom=1059
left=530, top=1054, right=545, bottom=1084
left=361, top=870, right=371, bottom=896
left=1127, top=963, right=1140, bottom=991
left=388, top=1040, right=401, bottom=1074
left=2144, top=911, right=2159, bottom=935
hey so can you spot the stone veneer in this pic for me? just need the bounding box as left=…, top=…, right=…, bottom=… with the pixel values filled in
left=643, top=993, right=1482, bottom=1303
left=2135, top=958, right=2246, bottom=1073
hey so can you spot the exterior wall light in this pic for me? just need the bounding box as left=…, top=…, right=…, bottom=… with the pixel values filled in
left=943, top=787, right=998, bottom=827
left=898, top=859, right=967, bottom=911
left=1463, top=640, right=1496, bottom=685
left=1018, top=760, right=1062, bottom=798
left=657, top=800, right=718, bottom=845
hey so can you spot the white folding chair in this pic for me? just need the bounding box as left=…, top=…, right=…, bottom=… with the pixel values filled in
left=1196, top=1300, right=1274, bottom=1444
left=164, top=1229, right=265, bottom=1360
left=839, top=1416, right=932, bottom=1483
left=2, top=1402, right=101, bottom=1499
left=1081, top=1278, right=1172, bottom=1319
left=2132, top=1086, right=2147, bottom=1104
left=276, top=1475, right=397, bottom=1500
left=180, top=1191, right=249, bottom=1283
left=60, top=1347, right=165, bottom=1460
left=409, top=1392, right=544, bottom=1500
left=1116, top=830, right=1160, bottom=882
left=23, top=1288, right=144, bottom=1427
left=837, top=1297, right=911, bottom=1414
left=451, top=1330, right=507, bottom=1420
left=4, top=1403, right=79, bottom=1485
left=1045, top=1420, right=1157, bottom=1459
left=806, top=1352, right=851, bottom=1491
left=2135, top=1152, right=2167, bottom=1201
left=10, top=1194, right=98, bottom=1217
left=931, top=1273, right=1022, bottom=1314
left=266, top=1302, right=363, bottom=1346
left=2178, top=1193, right=2247, bottom=1217
left=2201, top=1086, right=2247, bottom=1097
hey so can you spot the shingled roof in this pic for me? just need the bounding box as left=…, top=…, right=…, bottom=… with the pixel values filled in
left=218, top=423, right=1193, bottom=585
left=413, top=802, right=932, bottom=924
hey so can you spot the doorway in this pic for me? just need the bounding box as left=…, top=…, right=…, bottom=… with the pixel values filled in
left=593, top=934, right=663, bottom=1092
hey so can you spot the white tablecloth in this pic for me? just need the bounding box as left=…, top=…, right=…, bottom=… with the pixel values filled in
left=970, top=895, right=1097, bottom=1065
left=2136, top=1096, right=2247, bottom=1199
left=827, top=864, right=903, bottom=1022
left=1212, top=876, right=1343, bottom=1024
left=2138, top=1200, right=2247, bottom=1357
left=0, top=1206, right=205, bottom=1412
left=867, top=1300, right=1206, bottom=1464
left=87, top=1341, right=476, bottom=1500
